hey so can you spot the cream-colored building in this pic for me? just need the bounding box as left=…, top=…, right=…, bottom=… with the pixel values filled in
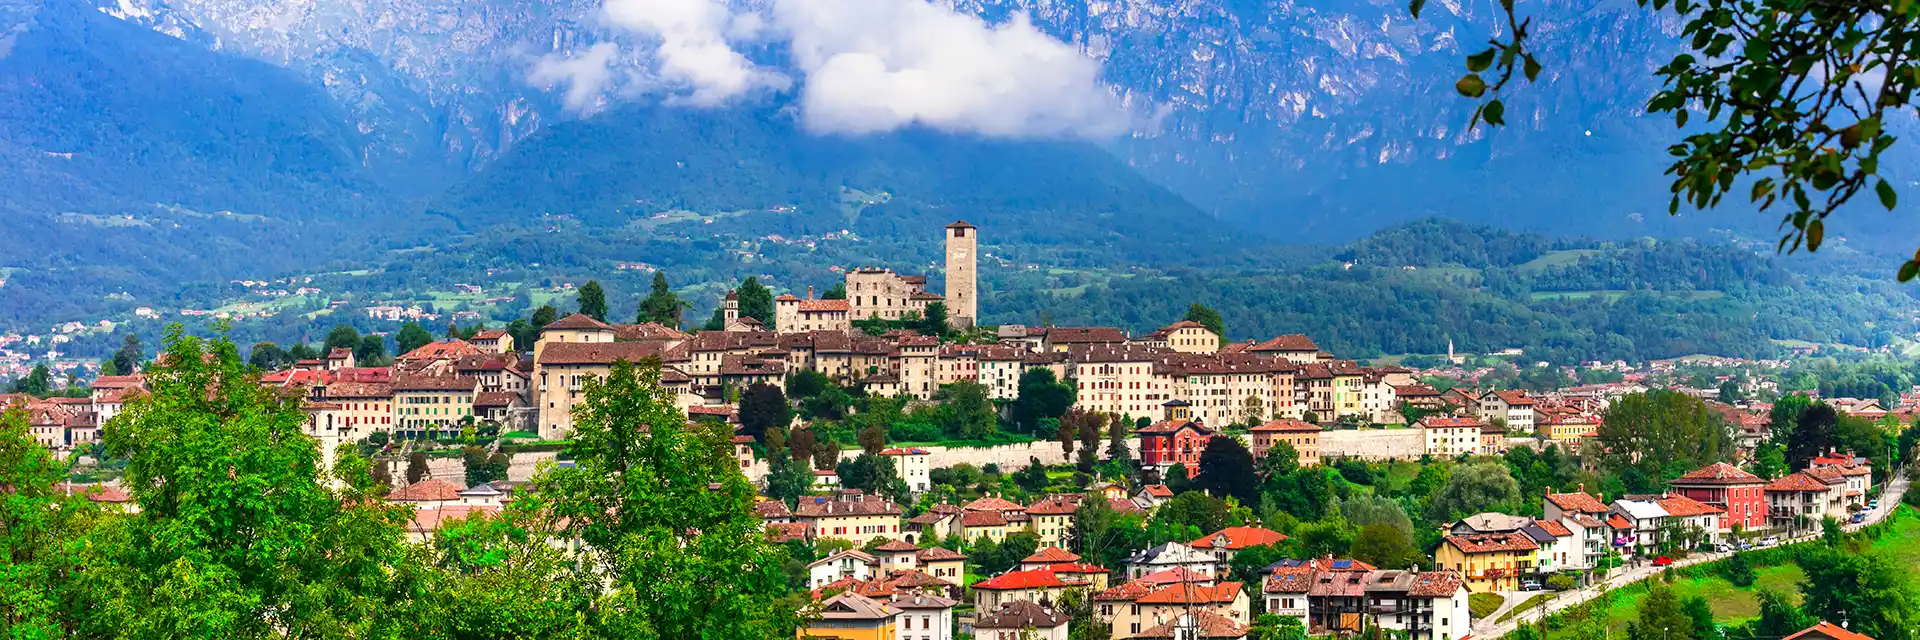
left=1250, top=419, right=1321, bottom=466
left=1142, top=321, right=1221, bottom=354
left=845, top=268, right=941, bottom=322
left=392, top=374, right=476, bottom=439
left=774, top=292, right=852, bottom=334
left=1419, top=417, right=1485, bottom=458
left=532, top=341, right=688, bottom=440
left=794, top=490, right=906, bottom=545
left=531, top=313, right=615, bottom=360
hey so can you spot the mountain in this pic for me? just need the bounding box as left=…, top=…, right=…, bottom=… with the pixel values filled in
left=0, top=0, right=453, bottom=326
left=437, top=103, right=1230, bottom=259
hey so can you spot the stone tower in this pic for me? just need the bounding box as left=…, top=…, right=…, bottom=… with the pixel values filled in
left=722, top=289, right=739, bottom=325
left=944, top=220, right=978, bottom=328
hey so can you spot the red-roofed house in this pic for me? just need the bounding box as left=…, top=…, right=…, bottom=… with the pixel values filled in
left=1669, top=462, right=1768, bottom=530
left=1189, top=527, right=1290, bottom=569
left=1110, top=582, right=1249, bottom=639
left=1250, top=419, right=1321, bottom=467
left=1417, top=417, right=1485, bottom=458
left=970, top=569, right=1087, bottom=610
left=879, top=447, right=933, bottom=493
left=1137, top=401, right=1215, bottom=479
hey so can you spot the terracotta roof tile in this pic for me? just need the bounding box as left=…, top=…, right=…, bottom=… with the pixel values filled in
left=1444, top=531, right=1539, bottom=554
left=1190, top=526, right=1289, bottom=550
left=1674, top=462, right=1765, bottom=484
left=389, top=479, right=464, bottom=502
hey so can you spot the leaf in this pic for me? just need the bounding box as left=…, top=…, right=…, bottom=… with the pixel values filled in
left=1879, top=180, right=1898, bottom=210
left=1900, top=261, right=1918, bottom=283
left=1676, top=110, right=1689, bottom=128
left=1467, top=49, right=1497, bottom=73
left=1806, top=219, right=1824, bottom=251
left=1483, top=99, right=1506, bottom=126
left=1524, top=55, right=1542, bottom=81
left=1456, top=74, right=1488, bottom=98
left=1410, top=0, right=1427, bottom=17
left=1750, top=178, right=1774, bottom=202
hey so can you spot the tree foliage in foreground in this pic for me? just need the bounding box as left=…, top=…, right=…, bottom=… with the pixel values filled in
left=1418, top=0, right=1916, bottom=275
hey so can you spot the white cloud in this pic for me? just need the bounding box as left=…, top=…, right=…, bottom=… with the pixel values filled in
left=529, top=42, right=623, bottom=111
left=538, top=0, right=1131, bottom=137
left=774, top=0, right=1128, bottom=137
left=601, top=0, right=788, bottom=106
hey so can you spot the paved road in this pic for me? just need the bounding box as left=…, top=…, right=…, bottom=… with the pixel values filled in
left=1473, top=472, right=1910, bottom=638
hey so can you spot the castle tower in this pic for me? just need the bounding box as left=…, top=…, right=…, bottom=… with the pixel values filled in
left=722, top=289, right=739, bottom=325
left=945, top=220, right=978, bottom=328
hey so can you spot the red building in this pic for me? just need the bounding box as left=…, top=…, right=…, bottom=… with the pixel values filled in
left=1135, top=400, right=1215, bottom=479
left=1668, top=462, right=1769, bottom=530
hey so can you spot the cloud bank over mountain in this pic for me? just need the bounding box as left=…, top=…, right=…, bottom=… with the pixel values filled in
left=536, top=0, right=1128, bottom=137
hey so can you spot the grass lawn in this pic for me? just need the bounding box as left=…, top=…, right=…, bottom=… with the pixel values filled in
left=1549, top=508, right=1919, bottom=638
left=1469, top=593, right=1506, bottom=619
left=1496, top=594, right=1553, bottom=623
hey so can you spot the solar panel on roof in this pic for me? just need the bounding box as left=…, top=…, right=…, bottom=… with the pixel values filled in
left=1331, top=560, right=1352, bottom=569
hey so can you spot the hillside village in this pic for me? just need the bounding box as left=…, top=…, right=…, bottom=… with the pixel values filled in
left=6, top=222, right=1906, bottom=640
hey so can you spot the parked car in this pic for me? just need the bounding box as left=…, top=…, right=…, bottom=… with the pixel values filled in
left=1653, top=556, right=1675, bottom=566
left=1852, top=512, right=1867, bottom=524
left=1519, top=580, right=1543, bottom=591
left=1712, top=543, right=1731, bottom=553
left=1760, top=536, right=1780, bottom=547
left=1736, top=541, right=1753, bottom=551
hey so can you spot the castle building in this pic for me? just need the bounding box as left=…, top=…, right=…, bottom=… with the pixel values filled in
left=945, top=221, right=977, bottom=328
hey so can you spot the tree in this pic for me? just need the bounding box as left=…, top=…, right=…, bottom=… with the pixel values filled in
left=325, top=324, right=362, bottom=353
left=636, top=271, right=686, bottom=327
left=1721, top=552, right=1756, bottom=587
left=737, top=383, right=790, bottom=443
left=1787, top=403, right=1843, bottom=471
left=1731, top=589, right=1817, bottom=640
left=1193, top=436, right=1259, bottom=507
left=1427, top=0, right=1919, bottom=275
left=857, top=422, right=887, bottom=455
left=1768, top=393, right=1814, bottom=445
left=736, top=277, right=773, bottom=326
left=506, top=318, right=537, bottom=352
left=838, top=453, right=908, bottom=504
left=395, top=322, right=435, bottom=357
left=531, top=305, right=559, bottom=329
left=920, top=301, right=950, bottom=336
left=1350, top=522, right=1425, bottom=570
left=789, top=428, right=818, bottom=468
left=10, top=365, right=51, bottom=396
left=112, top=333, right=142, bottom=374
left=1106, top=412, right=1132, bottom=461
left=1427, top=462, right=1521, bottom=522
left=1015, top=457, right=1051, bottom=493
left=1682, top=596, right=1719, bottom=640
left=576, top=280, right=608, bottom=322
left=78, top=327, right=424, bottom=637
left=1717, top=379, right=1744, bottom=405
left=1637, top=586, right=1697, bottom=640
left=407, top=451, right=430, bottom=483
left=1295, top=517, right=1357, bottom=559
left=1595, top=390, right=1734, bottom=490
left=1013, top=368, right=1075, bottom=433
left=464, top=446, right=510, bottom=486
left=535, top=358, right=801, bottom=636
left=934, top=381, right=998, bottom=440
left=1184, top=303, right=1226, bottom=344
left=1340, top=493, right=1415, bottom=541
left=1156, top=491, right=1233, bottom=535
left=356, top=334, right=387, bottom=365
left=1800, top=548, right=1920, bottom=639
left=1, top=406, right=96, bottom=635
left=764, top=450, right=813, bottom=507
left=703, top=307, right=727, bottom=332
left=248, top=341, right=288, bottom=371
left=787, top=369, right=831, bottom=400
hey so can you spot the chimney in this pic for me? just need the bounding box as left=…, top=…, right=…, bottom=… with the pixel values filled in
left=808, top=286, right=815, bottom=300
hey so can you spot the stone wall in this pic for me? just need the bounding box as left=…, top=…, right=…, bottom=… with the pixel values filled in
left=836, top=439, right=1144, bottom=470
left=1318, top=429, right=1425, bottom=461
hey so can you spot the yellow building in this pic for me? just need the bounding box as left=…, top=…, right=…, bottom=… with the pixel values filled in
left=795, top=491, right=906, bottom=545
left=1434, top=532, right=1539, bottom=593
left=800, top=592, right=899, bottom=640
left=391, top=374, right=475, bottom=439
left=1026, top=497, right=1080, bottom=547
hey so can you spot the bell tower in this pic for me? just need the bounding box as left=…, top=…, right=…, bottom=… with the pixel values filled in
left=944, top=220, right=977, bottom=328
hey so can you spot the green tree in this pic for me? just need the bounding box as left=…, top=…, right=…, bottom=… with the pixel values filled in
left=1595, top=390, right=1733, bottom=490
left=10, top=365, right=51, bottom=397
left=920, top=301, right=951, bottom=337
left=1183, top=303, right=1226, bottom=344
left=1193, top=436, right=1259, bottom=507
left=1427, top=461, right=1521, bottom=522
left=506, top=318, right=537, bottom=352
left=1721, top=552, right=1756, bottom=587
left=1, top=406, right=97, bottom=635
left=425, top=505, right=597, bottom=639
left=786, top=369, right=831, bottom=400
left=464, top=446, right=509, bottom=486
left=356, top=334, right=387, bottom=365
left=736, top=277, right=774, bottom=327
left=636, top=271, right=686, bottom=327
left=1015, top=457, right=1051, bottom=493
left=325, top=324, right=362, bottom=353
left=1730, top=589, right=1816, bottom=640
left=395, top=322, right=435, bottom=357
left=247, top=341, right=287, bottom=371
left=1799, top=548, right=1920, bottom=638
left=764, top=450, right=813, bottom=508
left=934, top=381, right=997, bottom=440
left=577, top=280, right=608, bottom=322
left=531, top=305, right=559, bottom=329
left=1251, top=613, right=1307, bottom=640
left=1769, top=394, right=1814, bottom=446
left=111, top=333, right=143, bottom=375
left=1637, top=585, right=1697, bottom=640
left=838, top=453, right=908, bottom=505
left=1156, top=491, right=1233, bottom=534
left=1350, top=522, right=1426, bottom=570
left=1787, top=403, right=1842, bottom=471
left=1424, top=0, right=1920, bottom=274
left=1012, top=368, right=1076, bottom=434
left=821, top=282, right=846, bottom=300
left=78, top=328, right=425, bottom=637
left=407, top=451, right=430, bottom=483
left=737, top=383, right=790, bottom=443
left=535, top=358, right=802, bottom=637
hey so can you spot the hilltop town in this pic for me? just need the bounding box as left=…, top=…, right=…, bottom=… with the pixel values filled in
left=8, top=222, right=1915, bottom=640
